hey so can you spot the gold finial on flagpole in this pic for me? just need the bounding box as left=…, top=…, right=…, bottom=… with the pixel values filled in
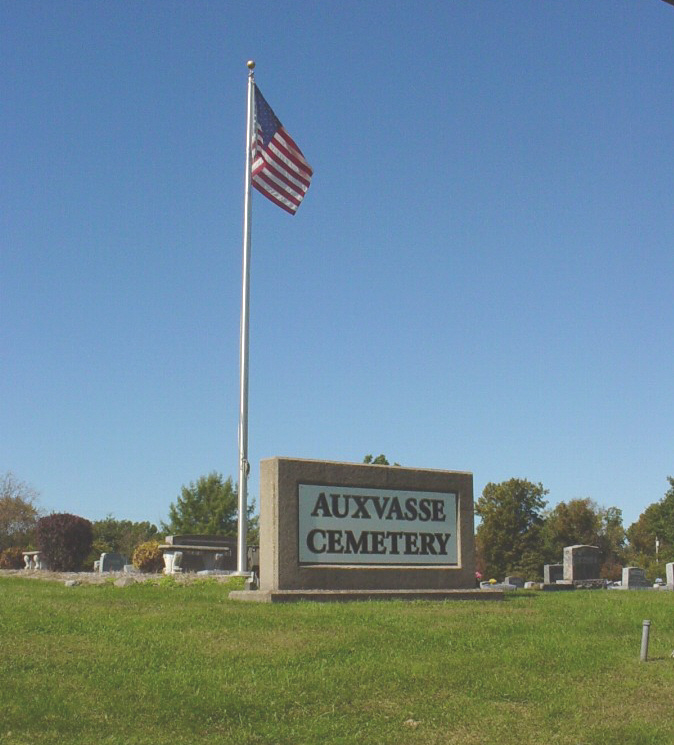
left=247, top=60, right=255, bottom=70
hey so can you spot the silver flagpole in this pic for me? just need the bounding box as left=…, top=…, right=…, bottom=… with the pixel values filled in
left=236, top=60, right=255, bottom=575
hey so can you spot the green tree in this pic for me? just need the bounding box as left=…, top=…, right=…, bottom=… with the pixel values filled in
left=90, top=516, right=160, bottom=558
left=475, top=478, right=548, bottom=580
left=0, top=472, right=40, bottom=551
left=363, top=454, right=400, bottom=466
left=162, top=472, right=258, bottom=541
left=626, top=477, right=674, bottom=566
left=540, top=498, right=625, bottom=579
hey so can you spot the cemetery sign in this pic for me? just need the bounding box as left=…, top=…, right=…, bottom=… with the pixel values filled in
left=248, top=457, right=478, bottom=599
left=298, top=484, right=457, bottom=565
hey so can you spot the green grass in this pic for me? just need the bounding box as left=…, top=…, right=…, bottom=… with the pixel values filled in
left=1, top=577, right=673, bottom=745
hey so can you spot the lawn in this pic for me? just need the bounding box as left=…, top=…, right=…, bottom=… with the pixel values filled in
left=1, top=576, right=673, bottom=745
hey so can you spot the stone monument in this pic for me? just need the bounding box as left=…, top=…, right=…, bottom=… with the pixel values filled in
left=622, top=566, right=651, bottom=589
left=544, top=564, right=563, bottom=584
left=666, top=562, right=673, bottom=589
left=231, top=457, right=497, bottom=603
left=99, top=553, right=128, bottom=573
left=563, top=545, right=600, bottom=582
left=504, top=576, right=524, bottom=588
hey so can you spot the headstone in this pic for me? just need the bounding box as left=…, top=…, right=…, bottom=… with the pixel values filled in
left=123, top=564, right=140, bottom=574
left=524, top=581, right=539, bottom=589
left=504, top=576, right=524, bottom=588
left=99, top=553, right=128, bottom=573
left=563, top=545, right=600, bottom=581
left=544, top=564, right=563, bottom=584
left=64, top=579, right=80, bottom=587
left=666, top=562, right=674, bottom=589
left=622, top=566, right=651, bottom=589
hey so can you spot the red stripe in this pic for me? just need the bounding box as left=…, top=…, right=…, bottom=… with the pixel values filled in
left=265, top=148, right=311, bottom=189
left=253, top=171, right=301, bottom=208
left=252, top=180, right=297, bottom=214
left=252, top=138, right=311, bottom=190
left=276, top=129, right=313, bottom=175
left=257, top=151, right=309, bottom=195
left=271, top=134, right=313, bottom=180
left=265, top=147, right=311, bottom=188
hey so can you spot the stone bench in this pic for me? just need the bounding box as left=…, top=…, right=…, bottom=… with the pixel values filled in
left=160, top=535, right=259, bottom=575
left=22, top=551, right=47, bottom=570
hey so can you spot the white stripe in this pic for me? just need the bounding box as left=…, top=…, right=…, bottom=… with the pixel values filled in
left=258, top=150, right=309, bottom=196
left=274, top=130, right=312, bottom=171
left=255, top=165, right=304, bottom=202
left=253, top=178, right=298, bottom=212
left=268, top=138, right=313, bottom=183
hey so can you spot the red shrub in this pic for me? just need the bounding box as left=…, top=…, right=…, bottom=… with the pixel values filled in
left=36, top=513, right=93, bottom=571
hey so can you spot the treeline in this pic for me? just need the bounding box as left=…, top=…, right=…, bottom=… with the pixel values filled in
left=0, top=471, right=255, bottom=570
left=2, top=470, right=672, bottom=580
left=475, top=477, right=674, bottom=581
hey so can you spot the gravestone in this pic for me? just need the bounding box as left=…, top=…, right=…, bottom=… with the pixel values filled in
left=504, top=576, right=524, bottom=588
left=563, top=545, right=600, bottom=582
left=99, top=553, right=128, bottom=573
left=666, top=562, right=674, bottom=589
left=622, top=566, right=651, bottom=589
left=544, top=564, right=563, bottom=584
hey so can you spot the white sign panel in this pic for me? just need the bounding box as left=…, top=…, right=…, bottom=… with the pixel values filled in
left=298, top=484, right=457, bottom=565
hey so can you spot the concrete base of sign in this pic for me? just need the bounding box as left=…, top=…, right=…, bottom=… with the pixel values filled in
left=229, top=588, right=502, bottom=603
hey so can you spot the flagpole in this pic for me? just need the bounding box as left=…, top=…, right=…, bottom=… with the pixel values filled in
left=236, top=60, right=255, bottom=575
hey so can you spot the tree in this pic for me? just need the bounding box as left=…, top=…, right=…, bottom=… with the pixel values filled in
left=627, top=477, right=674, bottom=565
left=540, top=498, right=625, bottom=579
left=162, top=472, right=258, bottom=541
left=0, top=472, right=40, bottom=551
left=363, top=454, right=400, bottom=466
left=84, top=516, right=161, bottom=568
left=475, top=478, right=548, bottom=580
left=91, top=516, right=160, bottom=557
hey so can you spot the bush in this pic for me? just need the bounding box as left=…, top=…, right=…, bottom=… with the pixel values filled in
left=132, top=541, right=164, bottom=573
left=0, top=546, right=25, bottom=569
left=36, top=513, right=93, bottom=571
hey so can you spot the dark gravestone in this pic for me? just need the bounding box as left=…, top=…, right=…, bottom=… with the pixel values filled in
left=622, top=567, right=651, bottom=589
left=544, top=564, right=564, bottom=584
left=504, top=576, right=524, bottom=588
left=100, top=553, right=128, bottom=573
left=563, top=545, right=600, bottom=581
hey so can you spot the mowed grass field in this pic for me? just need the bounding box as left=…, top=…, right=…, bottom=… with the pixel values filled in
left=1, top=576, right=673, bottom=745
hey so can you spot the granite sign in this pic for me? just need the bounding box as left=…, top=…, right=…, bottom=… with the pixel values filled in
left=298, top=484, right=457, bottom=565
left=228, top=457, right=490, bottom=603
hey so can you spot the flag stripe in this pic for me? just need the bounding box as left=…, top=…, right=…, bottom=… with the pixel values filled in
left=252, top=179, right=299, bottom=214
left=267, top=138, right=312, bottom=185
left=251, top=85, right=312, bottom=214
left=254, top=146, right=309, bottom=196
left=253, top=174, right=301, bottom=210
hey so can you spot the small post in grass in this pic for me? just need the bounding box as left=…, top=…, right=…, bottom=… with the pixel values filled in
left=640, top=620, right=651, bottom=662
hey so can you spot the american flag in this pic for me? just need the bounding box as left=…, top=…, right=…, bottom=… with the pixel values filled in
left=251, top=85, right=313, bottom=215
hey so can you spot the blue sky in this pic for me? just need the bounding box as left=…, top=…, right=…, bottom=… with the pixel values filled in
left=2, top=1, right=673, bottom=531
